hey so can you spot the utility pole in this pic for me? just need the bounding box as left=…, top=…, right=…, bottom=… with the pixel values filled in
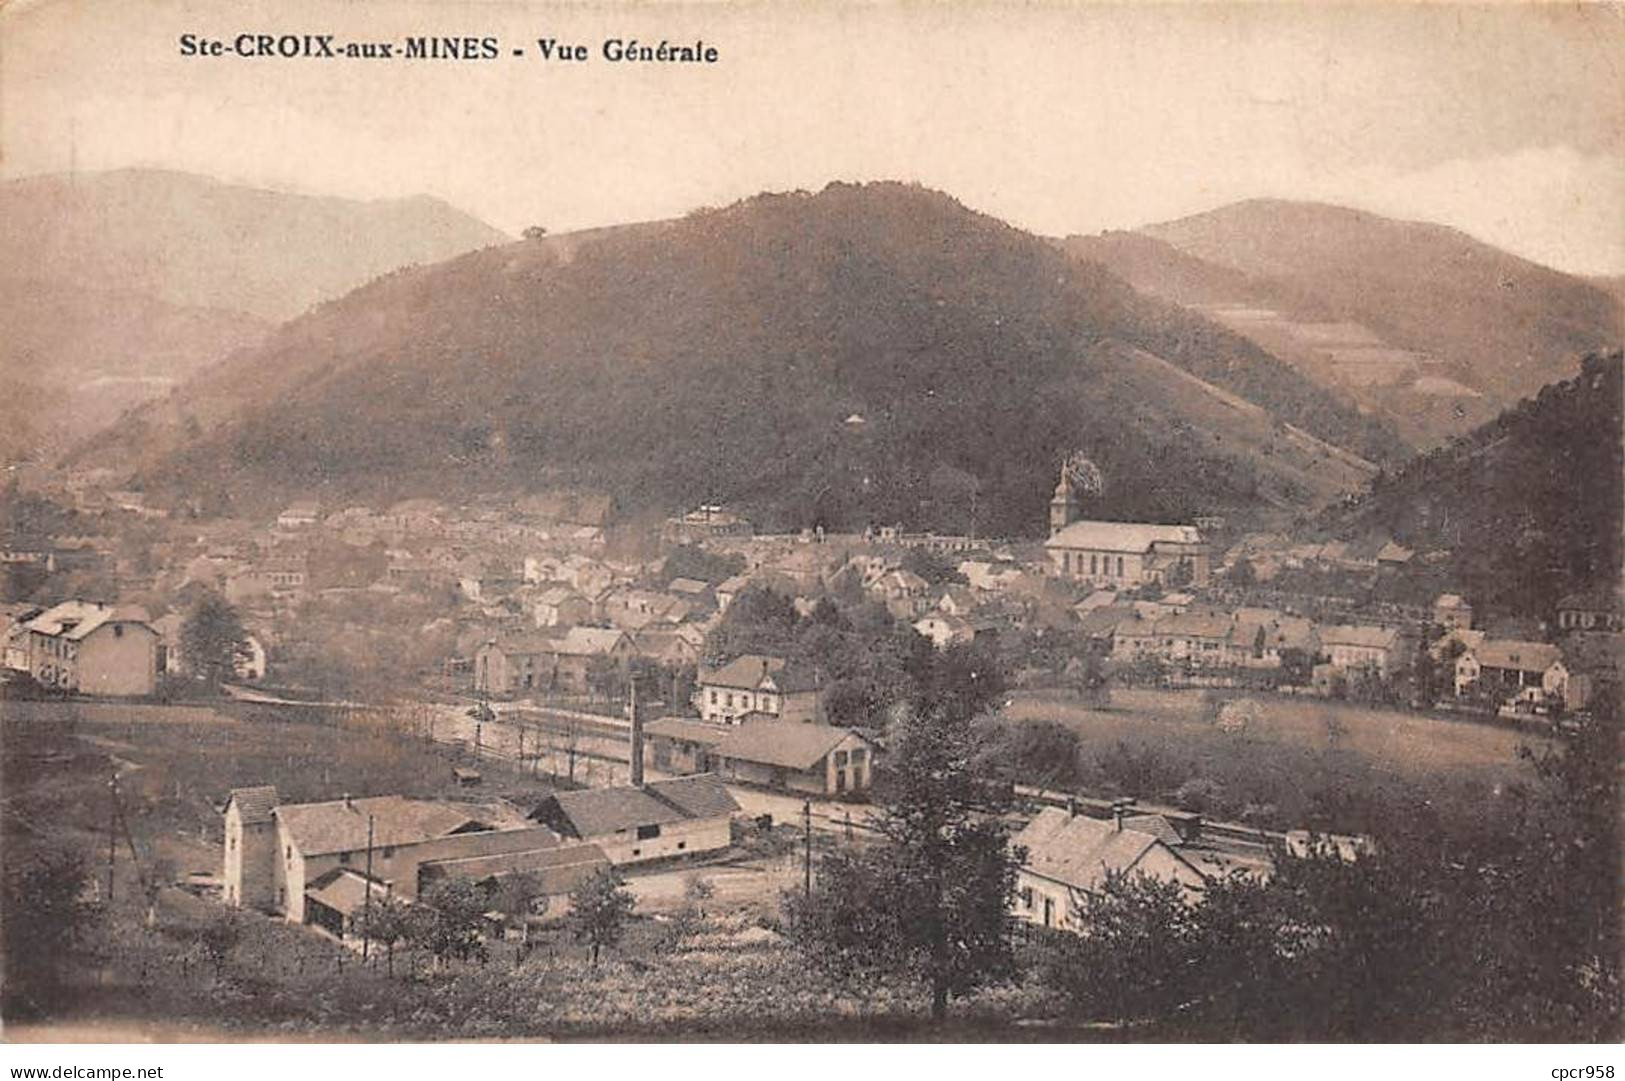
left=106, top=770, right=118, bottom=903
left=362, top=813, right=375, bottom=962
left=802, top=799, right=813, bottom=898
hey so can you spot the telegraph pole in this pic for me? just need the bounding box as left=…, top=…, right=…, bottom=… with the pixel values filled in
left=362, top=813, right=375, bottom=962
left=802, top=799, right=813, bottom=898
left=106, top=770, right=118, bottom=903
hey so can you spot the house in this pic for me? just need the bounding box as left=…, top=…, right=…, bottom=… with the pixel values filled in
left=667, top=577, right=714, bottom=601
left=1555, top=591, right=1623, bottom=634
left=223, top=787, right=606, bottom=930
left=1225, top=609, right=1318, bottom=669
left=1045, top=521, right=1209, bottom=588
left=275, top=501, right=322, bottom=530
left=1455, top=639, right=1567, bottom=701
left=709, top=720, right=878, bottom=796
left=872, top=568, right=932, bottom=618
left=1433, top=593, right=1474, bottom=632
left=1075, top=604, right=1139, bottom=648
left=694, top=654, right=820, bottom=724
left=934, top=585, right=980, bottom=618
left=632, top=627, right=702, bottom=669
left=474, top=627, right=636, bottom=696
left=1375, top=541, right=1414, bottom=570
left=1557, top=635, right=1623, bottom=711
left=664, top=505, right=753, bottom=544
left=529, top=586, right=593, bottom=628
left=1010, top=806, right=1208, bottom=931
left=23, top=600, right=160, bottom=696
left=528, top=774, right=738, bottom=866
left=913, top=612, right=976, bottom=650
left=1317, top=624, right=1403, bottom=676
left=713, top=574, right=752, bottom=613
left=1151, top=608, right=1233, bottom=667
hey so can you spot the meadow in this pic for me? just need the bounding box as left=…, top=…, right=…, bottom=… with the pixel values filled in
left=1003, top=687, right=1544, bottom=834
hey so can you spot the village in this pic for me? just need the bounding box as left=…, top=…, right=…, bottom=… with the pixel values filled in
left=3, top=451, right=1619, bottom=973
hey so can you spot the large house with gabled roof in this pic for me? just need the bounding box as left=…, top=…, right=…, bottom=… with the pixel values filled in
left=223, top=786, right=607, bottom=933
left=23, top=599, right=160, bottom=696
left=1010, top=806, right=1207, bottom=931
left=694, top=653, right=820, bottom=724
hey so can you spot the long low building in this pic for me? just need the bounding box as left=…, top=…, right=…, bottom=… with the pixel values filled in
left=223, top=786, right=610, bottom=932
left=644, top=717, right=879, bottom=797
left=528, top=774, right=739, bottom=865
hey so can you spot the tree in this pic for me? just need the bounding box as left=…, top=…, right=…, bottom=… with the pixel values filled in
left=900, top=547, right=966, bottom=586
left=356, top=893, right=411, bottom=977
left=568, top=866, right=636, bottom=965
left=491, top=871, right=549, bottom=947
left=1229, top=557, right=1257, bottom=588
left=789, top=702, right=1021, bottom=1020
left=198, top=911, right=242, bottom=979
left=1, top=846, right=93, bottom=1009
left=522, top=225, right=549, bottom=240
left=179, top=591, right=249, bottom=688
left=408, top=878, right=490, bottom=970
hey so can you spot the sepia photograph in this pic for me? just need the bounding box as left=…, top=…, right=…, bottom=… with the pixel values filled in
left=0, top=0, right=1620, bottom=1056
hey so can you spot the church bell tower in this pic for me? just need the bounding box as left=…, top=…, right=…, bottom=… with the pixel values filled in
left=1049, top=466, right=1078, bottom=535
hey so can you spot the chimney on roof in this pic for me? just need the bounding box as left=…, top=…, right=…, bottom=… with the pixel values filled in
left=343, top=793, right=353, bottom=810
left=1111, top=797, right=1133, bottom=832
left=1066, top=796, right=1078, bottom=818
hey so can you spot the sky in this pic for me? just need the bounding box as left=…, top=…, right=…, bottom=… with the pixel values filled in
left=3, top=0, right=1622, bottom=275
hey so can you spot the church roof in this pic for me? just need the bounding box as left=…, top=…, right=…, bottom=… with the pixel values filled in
left=1046, top=521, right=1202, bottom=553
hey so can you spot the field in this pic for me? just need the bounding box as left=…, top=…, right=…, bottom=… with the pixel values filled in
left=3, top=699, right=999, bottom=1041
left=1002, top=687, right=1546, bottom=833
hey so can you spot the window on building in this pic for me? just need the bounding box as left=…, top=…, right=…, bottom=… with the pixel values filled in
left=677, top=841, right=686, bottom=851
left=339, top=851, right=351, bottom=865
left=285, top=845, right=292, bottom=860
left=851, top=748, right=866, bottom=764
left=636, top=823, right=661, bottom=840
left=383, top=847, right=395, bottom=858
left=1020, top=886, right=1033, bottom=908
left=834, top=750, right=848, bottom=766
left=709, top=690, right=717, bottom=704
left=1090, top=554, right=1098, bottom=575
left=1117, top=557, right=1125, bottom=577
left=631, top=849, right=641, bottom=858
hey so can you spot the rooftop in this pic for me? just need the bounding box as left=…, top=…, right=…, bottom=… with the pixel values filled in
left=277, top=795, right=511, bottom=857
left=533, top=774, right=738, bottom=838
left=713, top=719, right=870, bottom=772
left=1046, top=520, right=1202, bottom=553
left=226, top=785, right=279, bottom=826
left=1013, top=807, right=1205, bottom=894
left=24, top=599, right=153, bottom=640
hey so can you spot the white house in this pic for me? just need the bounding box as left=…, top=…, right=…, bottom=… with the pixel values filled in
left=693, top=654, right=819, bottom=724
left=1010, top=807, right=1207, bottom=932
left=23, top=600, right=160, bottom=697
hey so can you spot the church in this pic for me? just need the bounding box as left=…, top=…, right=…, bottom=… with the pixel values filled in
left=1043, top=463, right=1210, bottom=588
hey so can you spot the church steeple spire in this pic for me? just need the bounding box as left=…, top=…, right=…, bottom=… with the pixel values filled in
left=1049, top=465, right=1078, bottom=534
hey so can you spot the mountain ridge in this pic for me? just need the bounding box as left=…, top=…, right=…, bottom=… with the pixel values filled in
left=77, top=181, right=1406, bottom=533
